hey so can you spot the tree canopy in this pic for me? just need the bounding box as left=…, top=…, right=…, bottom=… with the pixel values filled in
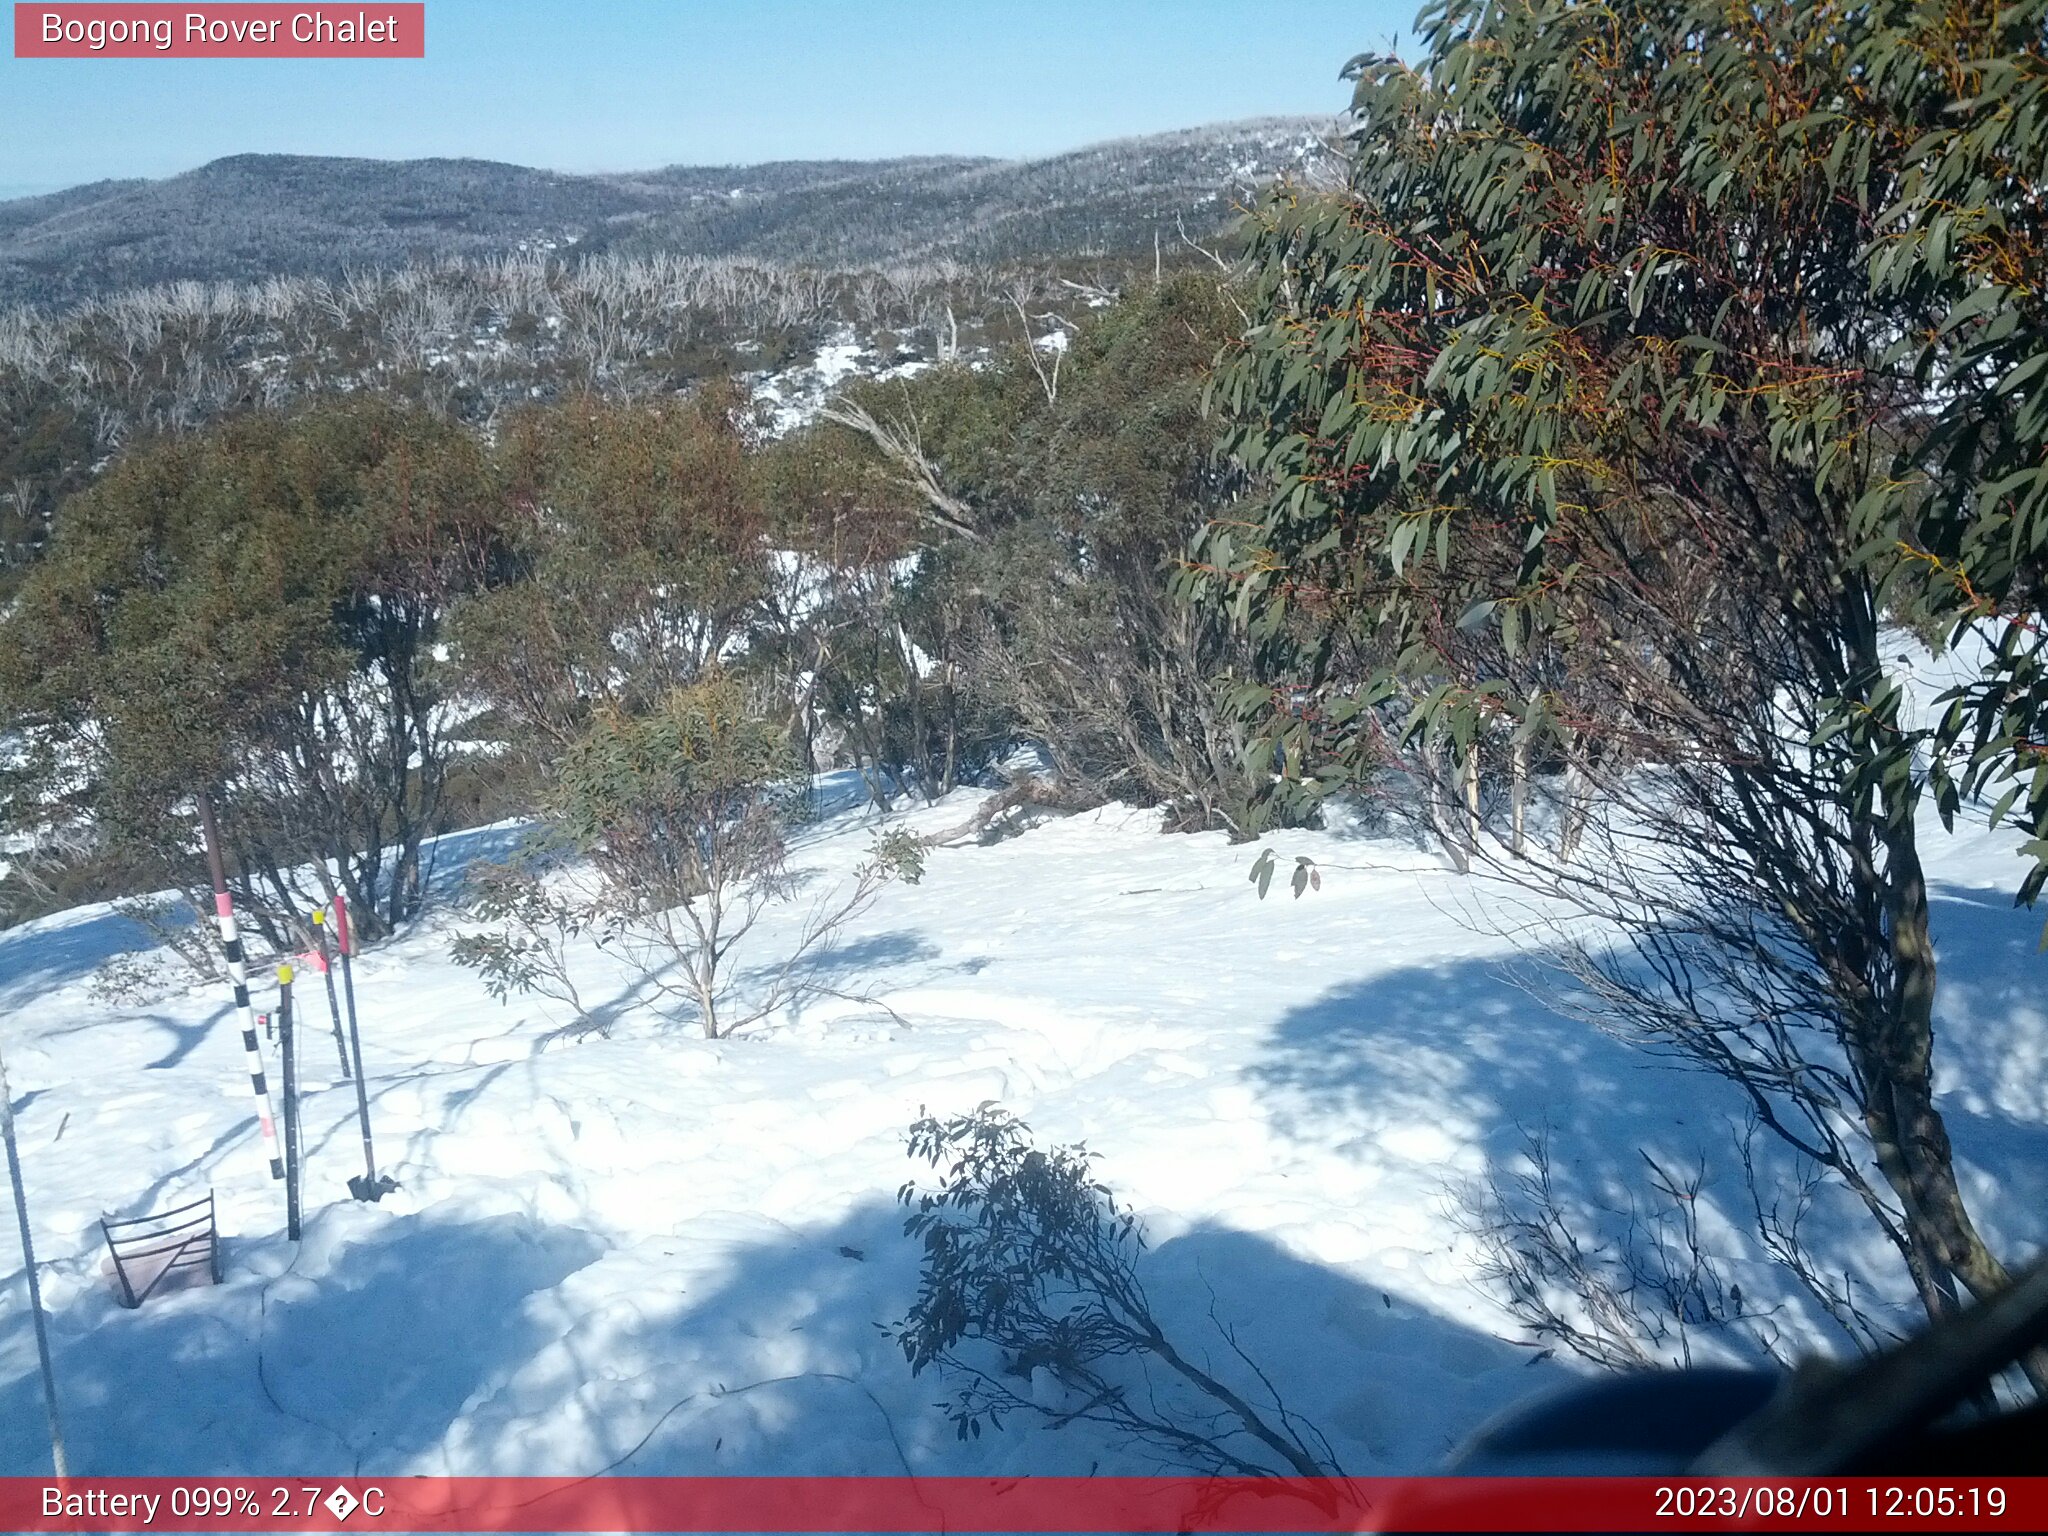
left=1202, top=0, right=2048, bottom=892
left=0, top=398, right=500, bottom=935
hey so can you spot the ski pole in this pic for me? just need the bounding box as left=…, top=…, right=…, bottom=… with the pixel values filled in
left=0, top=1033, right=67, bottom=1476
left=332, top=893, right=381, bottom=1190
left=308, top=910, right=352, bottom=1080
left=277, top=965, right=301, bottom=1242
left=196, top=793, right=284, bottom=1184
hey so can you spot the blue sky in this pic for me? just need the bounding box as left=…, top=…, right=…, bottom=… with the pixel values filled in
left=0, top=1, right=1408, bottom=196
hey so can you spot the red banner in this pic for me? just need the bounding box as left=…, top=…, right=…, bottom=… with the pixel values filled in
left=3, top=1477, right=2044, bottom=1532
left=13, top=4, right=424, bottom=58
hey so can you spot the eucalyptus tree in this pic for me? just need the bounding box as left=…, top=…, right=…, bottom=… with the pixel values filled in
left=0, top=399, right=502, bottom=942
left=1201, top=0, right=2048, bottom=1344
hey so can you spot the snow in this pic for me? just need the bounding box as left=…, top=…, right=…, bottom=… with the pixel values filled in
left=749, top=329, right=881, bottom=436
left=747, top=329, right=939, bottom=436
left=1, top=780, right=2043, bottom=1477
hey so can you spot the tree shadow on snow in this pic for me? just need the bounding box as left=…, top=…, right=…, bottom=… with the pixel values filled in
left=1245, top=886, right=2048, bottom=1360
left=802, top=929, right=943, bottom=978
left=1245, top=953, right=1714, bottom=1167
left=417, top=821, right=541, bottom=904
left=0, top=903, right=157, bottom=1010
left=1244, top=952, right=1805, bottom=1312
left=731, top=930, right=943, bottom=999
left=1927, top=884, right=2048, bottom=1114
left=0, top=1208, right=605, bottom=1476
left=0, top=1201, right=1552, bottom=1479
left=1921, top=881, right=2048, bottom=1255
left=428, top=1203, right=1552, bottom=1479
left=1247, top=956, right=1896, bottom=1364
left=142, top=1002, right=234, bottom=1071
left=1244, top=880, right=2043, bottom=1207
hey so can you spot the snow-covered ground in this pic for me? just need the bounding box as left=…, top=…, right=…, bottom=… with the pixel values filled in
left=750, top=328, right=935, bottom=436
left=1, top=783, right=2043, bottom=1477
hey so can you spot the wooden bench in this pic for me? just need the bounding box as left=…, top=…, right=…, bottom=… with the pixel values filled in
left=100, top=1192, right=221, bottom=1308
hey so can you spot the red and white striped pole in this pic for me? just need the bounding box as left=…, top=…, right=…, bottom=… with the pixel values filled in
left=195, top=793, right=285, bottom=1184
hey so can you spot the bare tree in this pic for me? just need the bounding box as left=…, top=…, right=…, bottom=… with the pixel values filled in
left=818, top=398, right=985, bottom=544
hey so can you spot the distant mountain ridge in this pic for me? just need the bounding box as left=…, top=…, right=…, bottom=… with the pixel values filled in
left=0, top=118, right=1338, bottom=307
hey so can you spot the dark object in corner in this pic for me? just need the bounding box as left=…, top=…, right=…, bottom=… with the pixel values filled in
left=1447, top=1259, right=2048, bottom=1475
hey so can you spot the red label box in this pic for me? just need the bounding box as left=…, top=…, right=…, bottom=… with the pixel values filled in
left=4, top=1476, right=2047, bottom=1532
left=14, top=3, right=424, bottom=57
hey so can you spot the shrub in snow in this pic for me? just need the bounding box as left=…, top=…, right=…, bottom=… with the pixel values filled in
left=1461, top=1128, right=1793, bottom=1373
left=895, top=1103, right=1336, bottom=1478
left=551, top=674, right=925, bottom=1039
left=86, top=896, right=225, bottom=1007
left=450, top=858, right=598, bottom=1032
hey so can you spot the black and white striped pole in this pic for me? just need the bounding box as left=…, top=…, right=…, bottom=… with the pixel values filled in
left=196, top=793, right=285, bottom=1185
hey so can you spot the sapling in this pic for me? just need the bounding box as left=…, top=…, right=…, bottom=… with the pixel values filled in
left=895, top=1103, right=1337, bottom=1479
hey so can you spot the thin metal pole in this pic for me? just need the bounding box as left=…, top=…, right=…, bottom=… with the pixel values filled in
left=332, top=894, right=380, bottom=1188
left=309, top=911, right=352, bottom=1080
left=0, top=1035, right=69, bottom=1476
left=277, top=965, right=301, bottom=1242
left=195, top=793, right=284, bottom=1183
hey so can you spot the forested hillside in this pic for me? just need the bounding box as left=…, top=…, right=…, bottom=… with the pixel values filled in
left=0, top=118, right=1333, bottom=307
